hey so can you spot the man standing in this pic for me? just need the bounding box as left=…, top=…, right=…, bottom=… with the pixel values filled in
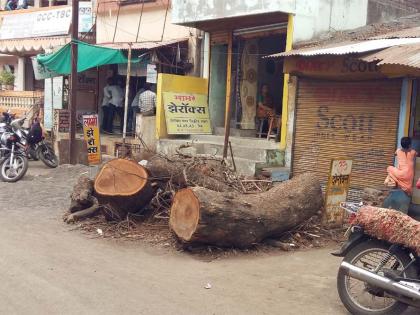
left=101, top=78, right=113, bottom=134
left=138, top=83, right=156, bottom=116
left=102, top=78, right=124, bottom=134
left=128, top=87, right=144, bottom=135
left=113, top=78, right=125, bottom=133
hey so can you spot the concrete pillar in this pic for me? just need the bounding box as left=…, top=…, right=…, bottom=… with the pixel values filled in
left=33, top=0, right=42, bottom=8
left=15, top=57, right=25, bottom=91
left=202, top=32, right=210, bottom=79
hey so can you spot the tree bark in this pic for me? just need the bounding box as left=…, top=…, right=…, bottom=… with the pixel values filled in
left=170, top=173, right=323, bottom=248
left=94, top=159, right=156, bottom=220
left=69, top=176, right=94, bottom=212
left=65, top=197, right=101, bottom=223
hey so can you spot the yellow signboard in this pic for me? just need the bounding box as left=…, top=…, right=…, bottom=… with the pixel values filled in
left=163, top=92, right=211, bottom=134
left=82, top=114, right=101, bottom=165
left=324, top=159, right=353, bottom=226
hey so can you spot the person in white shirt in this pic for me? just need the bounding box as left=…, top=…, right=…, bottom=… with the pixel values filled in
left=102, top=78, right=124, bottom=134
left=112, top=78, right=125, bottom=133
left=128, top=87, right=144, bottom=134
left=138, top=84, right=156, bottom=116
left=101, top=78, right=113, bottom=133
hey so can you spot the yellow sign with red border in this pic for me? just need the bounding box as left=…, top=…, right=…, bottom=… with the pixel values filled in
left=82, top=114, right=101, bottom=165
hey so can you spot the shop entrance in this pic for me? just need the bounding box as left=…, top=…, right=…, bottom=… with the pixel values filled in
left=208, top=30, right=286, bottom=141
left=230, top=33, right=286, bottom=140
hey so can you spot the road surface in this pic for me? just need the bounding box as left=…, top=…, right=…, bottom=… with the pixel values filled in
left=0, top=162, right=417, bottom=315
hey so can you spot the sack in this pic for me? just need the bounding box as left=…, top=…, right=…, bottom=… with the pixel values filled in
left=384, top=175, right=397, bottom=188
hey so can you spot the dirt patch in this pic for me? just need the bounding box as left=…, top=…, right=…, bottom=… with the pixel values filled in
left=67, top=212, right=346, bottom=260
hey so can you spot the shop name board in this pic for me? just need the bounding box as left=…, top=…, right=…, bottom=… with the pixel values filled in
left=0, top=3, right=92, bottom=40
left=163, top=92, right=211, bottom=135
left=284, top=56, right=381, bottom=77
left=82, top=114, right=101, bottom=165
left=324, top=159, right=353, bottom=226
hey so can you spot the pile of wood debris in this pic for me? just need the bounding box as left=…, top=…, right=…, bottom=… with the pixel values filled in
left=64, top=152, right=326, bottom=251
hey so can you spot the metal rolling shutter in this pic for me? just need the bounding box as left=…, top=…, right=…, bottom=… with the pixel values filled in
left=292, top=79, right=402, bottom=189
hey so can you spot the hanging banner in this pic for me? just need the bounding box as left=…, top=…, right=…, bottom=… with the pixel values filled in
left=163, top=92, right=211, bottom=134
left=324, top=159, right=353, bottom=226
left=44, top=76, right=64, bottom=130
left=82, top=114, right=101, bottom=165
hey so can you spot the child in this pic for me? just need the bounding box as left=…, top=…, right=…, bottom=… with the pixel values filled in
left=387, top=137, right=417, bottom=195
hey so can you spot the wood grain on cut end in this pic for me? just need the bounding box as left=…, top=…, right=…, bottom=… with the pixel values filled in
left=94, top=159, right=148, bottom=196
left=170, top=188, right=200, bottom=242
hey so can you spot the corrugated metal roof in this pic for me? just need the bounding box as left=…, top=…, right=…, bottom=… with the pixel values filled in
left=266, top=37, right=420, bottom=58
left=371, top=26, right=420, bottom=39
left=360, top=43, right=420, bottom=69
left=0, top=36, right=70, bottom=54
left=97, top=38, right=189, bottom=50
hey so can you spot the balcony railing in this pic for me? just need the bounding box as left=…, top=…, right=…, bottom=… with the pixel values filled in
left=0, top=90, right=43, bottom=117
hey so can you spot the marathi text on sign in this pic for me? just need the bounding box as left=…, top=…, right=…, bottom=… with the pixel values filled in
left=324, top=159, right=353, bottom=226
left=163, top=92, right=211, bottom=135
left=82, top=114, right=101, bottom=165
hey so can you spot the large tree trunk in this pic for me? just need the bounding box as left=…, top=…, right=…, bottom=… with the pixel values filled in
left=170, top=173, right=323, bottom=248
left=94, top=159, right=156, bottom=220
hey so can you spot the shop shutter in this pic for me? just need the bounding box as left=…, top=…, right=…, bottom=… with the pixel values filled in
left=292, top=78, right=402, bottom=190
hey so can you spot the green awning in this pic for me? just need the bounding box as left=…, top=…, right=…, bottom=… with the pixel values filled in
left=37, top=40, right=138, bottom=75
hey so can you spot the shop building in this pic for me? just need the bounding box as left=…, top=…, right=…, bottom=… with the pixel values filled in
left=163, top=0, right=420, bottom=176
left=93, top=0, right=198, bottom=152
left=267, top=21, right=420, bottom=201
left=0, top=1, right=94, bottom=122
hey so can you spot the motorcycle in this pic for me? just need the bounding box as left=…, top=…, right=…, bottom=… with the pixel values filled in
left=1, top=112, right=58, bottom=168
left=0, top=126, right=28, bottom=182
left=333, top=202, right=420, bottom=315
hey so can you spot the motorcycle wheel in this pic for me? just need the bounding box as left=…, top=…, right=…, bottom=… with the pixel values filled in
left=337, top=240, right=416, bottom=315
left=37, top=144, right=58, bottom=168
left=0, top=154, right=28, bottom=182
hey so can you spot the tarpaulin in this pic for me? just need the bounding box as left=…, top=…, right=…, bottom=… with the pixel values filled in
left=37, top=40, right=138, bottom=75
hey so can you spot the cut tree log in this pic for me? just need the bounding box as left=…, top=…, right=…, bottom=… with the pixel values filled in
left=170, top=173, right=323, bottom=248
left=69, top=175, right=94, bottom=213
left=94, top=159, right=156, bottom=220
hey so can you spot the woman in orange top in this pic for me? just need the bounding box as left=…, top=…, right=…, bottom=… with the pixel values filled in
left=387, top=137, right=417, bottom=195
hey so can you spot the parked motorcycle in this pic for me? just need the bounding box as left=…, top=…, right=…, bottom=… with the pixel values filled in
left=0, top=112, right=58, bottom=168
left=11, top=117, right=58, bottom=168
left=333, top=202, right=420, bottom=315
left=0, top=127, right=28, bottom=182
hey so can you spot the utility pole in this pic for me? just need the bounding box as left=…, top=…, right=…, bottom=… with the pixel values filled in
left=69, top=0, right=79, bottom=164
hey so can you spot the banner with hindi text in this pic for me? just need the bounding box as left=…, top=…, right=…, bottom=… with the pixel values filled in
left=82, top=114, right=101, bottom=165
left=163, top=92, right=211, bottom=135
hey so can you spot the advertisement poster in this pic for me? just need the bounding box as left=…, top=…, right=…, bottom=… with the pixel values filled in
left=82, top=114, right=101, bottom=165
left=324, top=159, right=353, bottom=226
left=44, top=76, right=63, bottom=130
left=163, top=92, right=211, bottom=135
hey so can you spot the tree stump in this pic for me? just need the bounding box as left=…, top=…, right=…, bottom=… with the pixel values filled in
left=170, top=173, right=323, bottom=248
left=94, top=159, right=156, bottom=220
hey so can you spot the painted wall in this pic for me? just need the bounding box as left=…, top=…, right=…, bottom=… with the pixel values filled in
left=293, top=0, right=368, bottom=43
left=171, top=0, right=296, bottom=25
left=96, top=7, right=191, bottom=43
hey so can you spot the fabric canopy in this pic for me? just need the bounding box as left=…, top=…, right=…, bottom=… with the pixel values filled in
left=37, top=40, right=137, bottom=75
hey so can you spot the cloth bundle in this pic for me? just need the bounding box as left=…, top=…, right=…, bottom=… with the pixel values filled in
left=354, top=206, right=420, bottom=255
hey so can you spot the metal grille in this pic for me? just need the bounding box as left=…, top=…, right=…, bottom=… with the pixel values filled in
left=292, top=78, right=402, bottom=190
